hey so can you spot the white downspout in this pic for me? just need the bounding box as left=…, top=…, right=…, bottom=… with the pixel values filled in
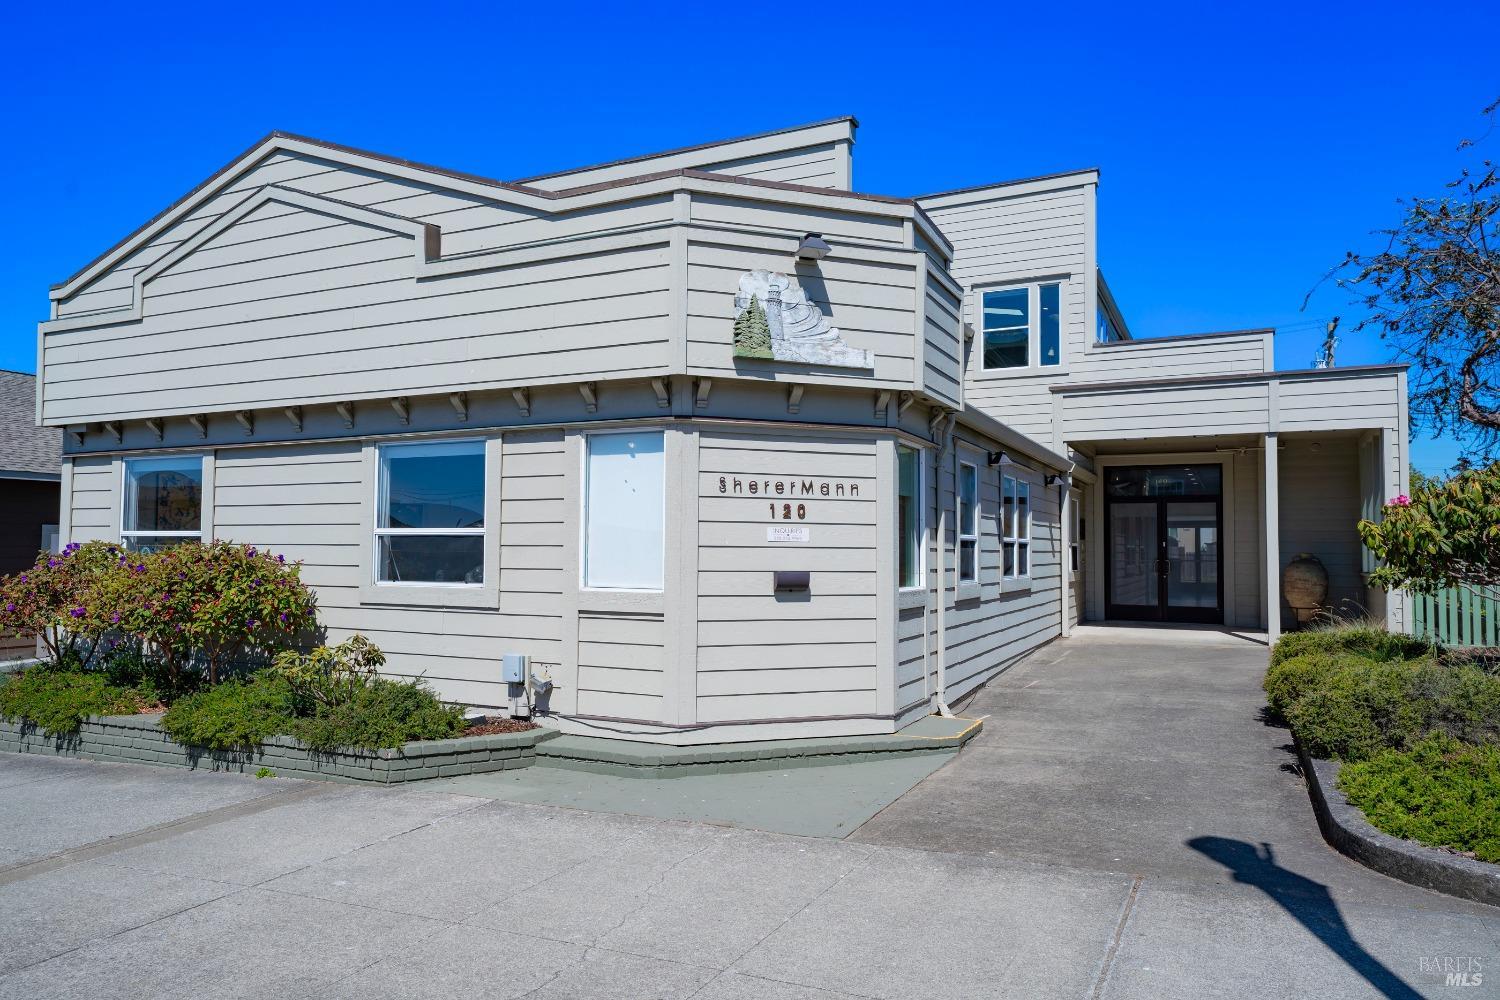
left=932, top=411, right=958, bottom=718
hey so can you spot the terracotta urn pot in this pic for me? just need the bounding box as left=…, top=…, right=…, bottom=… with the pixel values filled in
left=1283, top=553, right=1329, bottom=625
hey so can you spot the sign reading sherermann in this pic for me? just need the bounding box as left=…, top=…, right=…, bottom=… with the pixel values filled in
left=716, top=475, right=861, bottom=523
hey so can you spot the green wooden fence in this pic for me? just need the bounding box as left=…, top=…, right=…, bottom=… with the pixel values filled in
left=1412, top=587, right=1500, bottom=646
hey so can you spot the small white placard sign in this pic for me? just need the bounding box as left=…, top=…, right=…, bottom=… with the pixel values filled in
left=766, top=525, right=811, bottom=544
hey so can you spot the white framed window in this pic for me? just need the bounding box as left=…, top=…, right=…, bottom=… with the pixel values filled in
left=897, top=445, right=924, bottom=590
left=1069, top=487, right=1084, bottom=576
left=122, top=456, right=204, bottom=551
left=375, top=439, right=485, bottom=586
left=980, top=281, right=1064, bottom=371
left=583, top=430, right=665, bottom=591
left=958, top=461, right=979, bottom=582
left=1002, top=474, right=1031, bottom=579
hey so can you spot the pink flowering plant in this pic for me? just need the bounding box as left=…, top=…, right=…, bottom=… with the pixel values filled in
left=108, top=541, right=319, bottom=686
left=0, top=541, right=126, bottom=666
left=1359, top=462, right=1500, bottom=594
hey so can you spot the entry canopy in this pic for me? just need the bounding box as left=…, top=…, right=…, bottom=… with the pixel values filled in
left=1106, top=464, right=1223, bottom=498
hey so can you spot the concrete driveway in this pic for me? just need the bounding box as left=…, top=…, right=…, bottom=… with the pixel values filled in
left=1, top=625, right=1496, bottom=999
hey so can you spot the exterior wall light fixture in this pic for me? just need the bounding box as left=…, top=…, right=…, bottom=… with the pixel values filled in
left=987, top=450, right=1015, bottom=468
left=795, top=233, right=831, bottom=261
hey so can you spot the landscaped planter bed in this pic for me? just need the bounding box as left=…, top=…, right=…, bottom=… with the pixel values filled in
left=1297, top=738, right=1500, bottom=907
left=0, top=712, right=556, bottom=784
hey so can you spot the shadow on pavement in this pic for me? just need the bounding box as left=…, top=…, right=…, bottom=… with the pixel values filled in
left=1189, top=836, right=1422, bottom=1000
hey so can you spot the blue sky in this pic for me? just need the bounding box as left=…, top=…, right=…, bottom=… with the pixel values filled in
left=3, top=2, right=1494, bottom=474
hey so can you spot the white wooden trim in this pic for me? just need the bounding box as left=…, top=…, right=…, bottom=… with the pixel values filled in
left=1264, top=432, right=1281, bottom=643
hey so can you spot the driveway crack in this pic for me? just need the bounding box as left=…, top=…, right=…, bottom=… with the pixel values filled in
left=1089, top=873, right=1144, bottom=1000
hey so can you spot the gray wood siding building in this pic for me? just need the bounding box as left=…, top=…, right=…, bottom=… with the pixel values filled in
left=37, top=117, right=1409, bottom=743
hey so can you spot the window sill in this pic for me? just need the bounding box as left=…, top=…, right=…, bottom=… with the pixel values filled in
left=1001, top=577, right=1033, bottom=596
left=957, top=580, right=982, bottom=603
left=359, top=582, right=499, bottom=610
left=579, top=589, right=665, bottom=615
left=969, top=366, right=1065, bottom=382
left=898, top=588, right=928, bottom=611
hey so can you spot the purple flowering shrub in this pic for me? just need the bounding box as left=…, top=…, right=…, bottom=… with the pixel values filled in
left=0, top=541, right=125, bottom=665
left=108, top=541, right=319, bottom=685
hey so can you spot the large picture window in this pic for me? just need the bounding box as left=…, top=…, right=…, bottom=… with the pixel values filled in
left=1002, top=474, right=1031, bottom=579
left=897, top=446, right=922, bottom=589
left=583, top=431, right=665, bottom=591
left=958, top=462, right=979, bottom=582
left=122, top=456, right=203, bottom=551
left=375, top=440, right=485, bottom=586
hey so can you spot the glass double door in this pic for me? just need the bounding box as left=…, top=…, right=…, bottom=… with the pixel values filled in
left=1107, top=498, right=1222, bottom=624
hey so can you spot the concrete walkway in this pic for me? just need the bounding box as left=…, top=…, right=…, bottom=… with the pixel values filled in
left=0, top=626, right=1496, bottom=998
left=854, top=625, right=1500, bottom=997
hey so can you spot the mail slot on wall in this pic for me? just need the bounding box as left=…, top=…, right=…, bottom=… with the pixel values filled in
left=774, top=571, right=810, bottom=594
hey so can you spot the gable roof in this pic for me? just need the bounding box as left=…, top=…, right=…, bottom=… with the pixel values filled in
left=48, top=123, right=939, bottom=302
left=0, top=372, right=61, bottom=479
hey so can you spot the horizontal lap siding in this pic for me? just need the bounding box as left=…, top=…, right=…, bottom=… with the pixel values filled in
left=68, top=456, right=116, bottom=541
left=966, top=372, right=1056, bottom=439
left=522, top=132, right=851, bottom=192
left=698, top=143, right=845, bottom=188
left=1277, top=376, right=1400, bottom=431
left=1061, top=384, right=1271, bottom=440
left=923, top=274, right=964, bottom=409
left=46, top=154, right=677, bottom=423
left=577, top=612, right=665, bottom=720
left=1278, top=440, right=1365, bottom=624
left=924, top=187, right=1090, bottom=443
left=1080, top=335, right=1269, bottom=382
left=685, top=241, right=917, bottom=387
left=932, top=438, right=1062, bottom=705
left=208, top=433, right=564, bottom=708
left=695, top=432, right=879, bottom=723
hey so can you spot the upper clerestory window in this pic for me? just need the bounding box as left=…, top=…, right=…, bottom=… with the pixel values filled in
left=981, top=282, right=1062, bottom=370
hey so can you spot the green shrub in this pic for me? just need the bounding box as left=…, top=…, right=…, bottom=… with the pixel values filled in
left=1338, top=733, right=1500, bottom=863
left=0, top=541, right=130, bottom=666
left=159, top=675, right=296, bottom=752
left=1269, top=625, right=1434, bottom=669
left=0, top=666, right=146, bottom=736
left=1264, top=651, right=1371, bottom=719
left=1286, top=656, right=1500, bottom=762
left=269, top=635, right=383, bottom=710
left=159, top=636, right=465, bottom=753
left=103, top=541, right=319, bottom=686
left=289, top=678, right=466, bottom=753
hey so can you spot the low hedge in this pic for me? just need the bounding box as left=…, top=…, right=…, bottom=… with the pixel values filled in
left=1269, top=652, right=1500, bottom=762
left=160, top=673, right=467, bottom=753
left=2, top=634, right=470, bottom=754
left=1338, top=733, right=1500, bottom=863
left=1268, top=625, right=1434, bottom=669
left=0, top=666, right=149, bottom=736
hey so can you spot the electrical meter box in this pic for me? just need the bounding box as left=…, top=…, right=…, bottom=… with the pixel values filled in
left=502, top=653, right=529, bottom=685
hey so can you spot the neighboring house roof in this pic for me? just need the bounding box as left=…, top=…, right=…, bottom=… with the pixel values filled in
left=0, top=371, right=62, bottom=480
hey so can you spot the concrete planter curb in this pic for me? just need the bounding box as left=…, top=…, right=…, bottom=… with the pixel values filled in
left=0, top=713, right=557, bottom=784
left=1296, top=739, right=1500, bottom=907
left=536, top=716, right=983, bottom=778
